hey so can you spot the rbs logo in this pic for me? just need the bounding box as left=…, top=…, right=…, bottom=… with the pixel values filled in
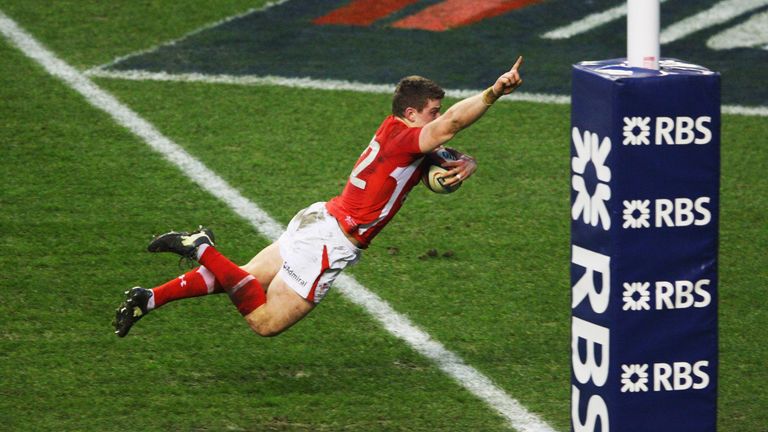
left=623, top=116, right=712, bottom=145
left=620, top=361, right=710, bottom=393
left=623, top=279, right=712, bottom=311
left=655, top=361, right=710, bottom=391
left=623, top=197, right=712, bottom=229
left=656, top=197, right=712, bottom=227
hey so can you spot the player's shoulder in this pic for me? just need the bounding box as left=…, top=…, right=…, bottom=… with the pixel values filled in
left=377, top=116, right=421, bottom=151
left=377, top=115, right=405, bottom=136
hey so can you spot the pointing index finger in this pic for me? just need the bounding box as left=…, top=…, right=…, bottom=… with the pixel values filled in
left=512, top=55, right=524, bottom=72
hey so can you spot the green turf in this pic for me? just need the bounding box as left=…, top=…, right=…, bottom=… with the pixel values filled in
left=1, top=2, right=767, bottom=432
left=0, top=34, right=517, bottom=432
left=0, top=0, right=271, bottom=68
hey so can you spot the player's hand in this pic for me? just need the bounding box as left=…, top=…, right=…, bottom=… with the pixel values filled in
left=492, top=56, right=524, bottom=96
left=441, top=154, right=477, bottom=186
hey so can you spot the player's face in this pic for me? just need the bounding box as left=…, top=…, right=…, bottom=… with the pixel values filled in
left=411, top=98, right=442, bottom=127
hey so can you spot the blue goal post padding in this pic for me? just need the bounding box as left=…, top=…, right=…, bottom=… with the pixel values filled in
left=570, top=58, right=720, bottom=432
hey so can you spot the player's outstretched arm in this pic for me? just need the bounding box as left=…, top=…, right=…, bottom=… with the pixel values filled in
left=418, top=56, right=524, bottom=154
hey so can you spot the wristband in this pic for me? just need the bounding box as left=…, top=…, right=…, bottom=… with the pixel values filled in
left=482, top=86, right=500, bottom=106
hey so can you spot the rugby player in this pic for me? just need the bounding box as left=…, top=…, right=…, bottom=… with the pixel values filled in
left=113, top=57, right=524, bottom=337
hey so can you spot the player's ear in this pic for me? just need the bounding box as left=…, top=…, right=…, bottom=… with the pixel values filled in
left=404, top=107, right=417, bottom=123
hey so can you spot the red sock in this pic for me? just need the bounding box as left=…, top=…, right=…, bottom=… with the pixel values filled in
left=198, top=245, right=266, bottom=316
left=150, top=266, right=223, bottom=309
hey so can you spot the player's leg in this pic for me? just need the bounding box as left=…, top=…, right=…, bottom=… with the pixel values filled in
left=113, top=265, right=226, bottom=337
left=194, top=238, right=314, bottom=336
left=193, top=243, right=267, bottom=317
left=244, top=275, right=315, bottom=337
left=240, top=241, right=282, bottom=288
left=238, top=241, right=315, bottom=336
left=240, top=202, right=362, bottom=336
left=144, top=230, right=309, bottom=336
left=114, top=227, right=267, bottom=337
left=119, top=203, right=360, bottom=337
left=150, top=266, right=223, bottom=308
left=142, top=226, right=269, bottom=313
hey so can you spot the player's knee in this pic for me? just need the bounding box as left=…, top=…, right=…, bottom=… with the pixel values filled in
left=254, top=326, right=282, bottom=338
left=247, top=317, right=283, bottom=337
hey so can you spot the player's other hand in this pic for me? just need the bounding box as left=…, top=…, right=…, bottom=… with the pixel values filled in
left=493, top=56, right=524, bottom=96
left=441, top=153, right=477, bottom=186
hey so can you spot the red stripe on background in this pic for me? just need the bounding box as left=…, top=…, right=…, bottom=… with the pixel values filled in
left=314, top=0, right=419, bottom=26
left=391, top=0, right=542, bottom=31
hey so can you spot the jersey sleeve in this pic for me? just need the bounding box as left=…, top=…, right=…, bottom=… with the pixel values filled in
left=392, top=125, right=423, bottom=156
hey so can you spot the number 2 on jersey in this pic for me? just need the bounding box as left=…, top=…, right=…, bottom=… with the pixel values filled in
left=349, top=139, right=380, bottom=189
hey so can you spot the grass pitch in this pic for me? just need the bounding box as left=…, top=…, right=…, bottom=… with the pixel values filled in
left=1, top=1, right=766, bottom=431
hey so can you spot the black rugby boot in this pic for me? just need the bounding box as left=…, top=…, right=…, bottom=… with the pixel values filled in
left=147, top=226, right=215, bottom=259
left=113, top=287, right=153, bottom=337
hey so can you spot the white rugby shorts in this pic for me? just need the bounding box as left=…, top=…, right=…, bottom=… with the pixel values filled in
left=278, top=202, right=361, bottom=303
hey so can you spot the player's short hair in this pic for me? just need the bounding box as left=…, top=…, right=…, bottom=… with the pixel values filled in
left=392, top=76, right=445, bottom=117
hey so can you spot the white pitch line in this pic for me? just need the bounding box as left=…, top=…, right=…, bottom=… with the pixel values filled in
left=661, top=0, right=768, bottom=44
left=84, top=67, right=768, bottom=118
left=543, top=0, right=768, bottom=46
left=541, top=2, right=626, bottom=40
left=84, top=67, right=572, bottom=106
left=707, top=9, right=768, bottom=50
left=722, top=104, right=768, bottom=116
left=0, top=9, right=556, bottom=432
left=541, top=0, right=670, bottom=40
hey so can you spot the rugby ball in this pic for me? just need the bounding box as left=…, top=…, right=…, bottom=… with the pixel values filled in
left=421, top=148, right=462, bottom=194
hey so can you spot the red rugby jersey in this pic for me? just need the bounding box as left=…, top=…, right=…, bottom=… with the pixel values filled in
left=326, top=115, right=425, bottom=248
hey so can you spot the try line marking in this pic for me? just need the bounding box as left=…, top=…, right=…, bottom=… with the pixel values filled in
left=83, top=0, right=768, bottom=118
left=0, top=9, right=555, bottom=432
left=83, top=68, right=768, bottom=117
